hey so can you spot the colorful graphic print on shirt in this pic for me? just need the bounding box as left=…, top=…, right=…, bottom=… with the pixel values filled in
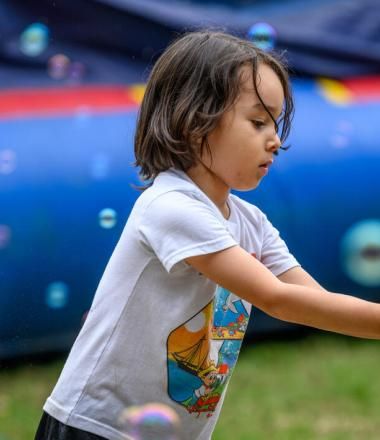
left=167, top=287, right=251, bottom=418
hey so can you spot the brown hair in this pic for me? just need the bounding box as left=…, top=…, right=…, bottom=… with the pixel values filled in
left=134, top=30, right=294, bottom=184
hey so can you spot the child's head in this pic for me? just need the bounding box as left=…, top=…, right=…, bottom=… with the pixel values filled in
left=199, top=364, right=218, bottom=385
left=134, top=30, right=293, bottom=183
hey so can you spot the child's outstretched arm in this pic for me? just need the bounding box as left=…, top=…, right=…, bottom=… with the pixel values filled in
left=277, top=266, right=327, bottom=291
left=185, top=246, right=380, bottom=340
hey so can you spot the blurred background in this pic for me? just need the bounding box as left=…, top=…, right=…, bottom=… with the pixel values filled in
left=1, top=0, right=380, bottom=439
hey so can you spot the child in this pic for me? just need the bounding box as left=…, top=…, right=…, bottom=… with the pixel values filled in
left=35, top=30, right=380, bottom=440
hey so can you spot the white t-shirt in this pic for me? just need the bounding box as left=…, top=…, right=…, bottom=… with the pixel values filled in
left=44, top=168, right=300, bottom=440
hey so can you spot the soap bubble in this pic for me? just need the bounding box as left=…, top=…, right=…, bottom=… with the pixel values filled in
left=74, top=106, right=92, bottom=123
left=99, top=208, right=117, bottom=229
left=247, top=22, right=277, bottom=51
left=90, top=153, right=110, bottom=180
left=330, top=119, right=353, bottom=149
left=46, top=282, right=69, bottom=309
left=0, top=149, right=17, bottom=175
left=0, top=225, right=11, bottom=249
left=329, top=133, right=349, bottom=149
left=68, top=61, right=86, bottom=82
left=20, top=23, right=49, bottom=56
left=336, top=119, right=353, bottom=133
left=48, top=55, right=86, bottom=82
left=48, top=54, right=71, bottom=79
left=341, top=219, right=380, bottom=286
left=118, top=403, right=180, bottom=440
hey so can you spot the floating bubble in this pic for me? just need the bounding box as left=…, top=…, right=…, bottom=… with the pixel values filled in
left=46, top=282, right=69, bottom=309
left=48, top=54, right=71, bottom=79
left=99, top=208, right=117, bottom=229
left=68, top=61, right=86, bottom=83
left=19, top=23, right=49, bottom=57
left=0, top=149, right=17, bottom=175
left=74, top=105, right=92, bottom=123
left=0, top=225, right=11, bottom=249
left=336, top=119, right=353, bottom=133
left=90, top=153, right=110, bottom=180
left=118, top=403, right=180, bottom=440
left=329, top=133, right=349, bottom=149
left=341, top=219, right=380, bottom=286
left=330, top=119, right=353, bottom=149
left=247, top=22, right=277, bottom=51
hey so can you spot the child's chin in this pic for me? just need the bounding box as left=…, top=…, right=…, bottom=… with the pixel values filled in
left=235, top=181, right=260, bottom=192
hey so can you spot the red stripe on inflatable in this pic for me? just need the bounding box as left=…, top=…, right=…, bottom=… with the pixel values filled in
left=0, top=86, right=140, bottom=118
left=342, top=76, right=380, bottom=101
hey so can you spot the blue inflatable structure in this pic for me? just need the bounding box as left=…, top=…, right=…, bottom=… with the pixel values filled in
left=1, top=0, right=380, bottom=358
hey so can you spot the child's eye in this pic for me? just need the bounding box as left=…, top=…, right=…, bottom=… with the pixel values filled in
left=251, top=120, right=265, bottom=129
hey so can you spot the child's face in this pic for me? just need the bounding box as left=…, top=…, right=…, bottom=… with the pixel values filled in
left=201, top=63, right=284, bottom=191
left=203, top=371, right=217, bottom=386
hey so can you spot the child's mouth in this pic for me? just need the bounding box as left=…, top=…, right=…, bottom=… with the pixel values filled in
left=259, top=165, right=269, bottom=175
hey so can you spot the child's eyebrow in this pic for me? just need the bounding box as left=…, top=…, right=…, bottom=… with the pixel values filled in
left=252, top=102, right=280, bottom=114
left=251, top=102, right=282, bottom=119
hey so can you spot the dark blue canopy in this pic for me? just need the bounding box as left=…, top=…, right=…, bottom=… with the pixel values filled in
left=0, top=0, right=379, bottom=88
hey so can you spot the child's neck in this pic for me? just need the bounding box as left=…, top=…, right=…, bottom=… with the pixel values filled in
left=186, top=163, right=231, bottom=220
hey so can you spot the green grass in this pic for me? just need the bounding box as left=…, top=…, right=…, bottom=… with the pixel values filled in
left=216, top=333, right=380, bottom=440
left=0, top=355, right=64, bottom=440
left=1, top=333, right=379, bottom=439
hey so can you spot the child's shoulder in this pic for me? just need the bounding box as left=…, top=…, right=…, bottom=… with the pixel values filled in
left=135, top=168, right=202, bottom=208
left=133, top=168, right=216, bottom=223
left=229, top=193, right=266, bottom=220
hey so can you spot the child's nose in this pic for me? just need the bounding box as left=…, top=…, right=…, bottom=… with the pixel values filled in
left=267, top=133, right=281, bottom=152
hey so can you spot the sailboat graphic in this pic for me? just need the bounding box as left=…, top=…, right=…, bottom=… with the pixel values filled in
left=172, top=336, right=211, bottom=376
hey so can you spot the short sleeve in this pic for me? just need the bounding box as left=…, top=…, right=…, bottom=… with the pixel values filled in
left=260, top=213, right=300, bottom=276
left=138, top=192, right=238, bottom=272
